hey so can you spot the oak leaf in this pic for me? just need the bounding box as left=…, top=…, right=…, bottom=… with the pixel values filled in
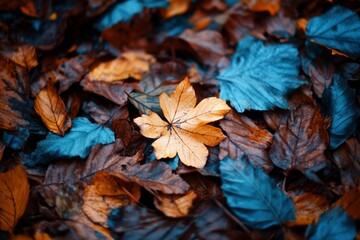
left=0, top=165, right=30, bottom=231
left=34, top=84, right=72, bottom=135
left=134, top=77, right=230, bottom=168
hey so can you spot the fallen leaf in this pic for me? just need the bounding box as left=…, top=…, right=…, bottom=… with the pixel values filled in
left=217, top=36, right=305, bottom=113
left=266, top=10, right=296, bottom=38
left=83, top=100, right=128, bottom=124
left=220, top=156, right=296, bottom=229
left=289, top=193, right=329, bottom=226
left=322, top=74, right=359, bottom=149
left=331, top=138, right=360, bottom=190
left=306, top=5, right=360, bottom=58
left=27, top=117, right=115, bottom=166
left=334, top=187, right=360, bottom=220
left=162, top=0, right=190, bottom=19
left=305, top=207, right=356, bottom=240
left=164, top=30, right=226, bottom=66
left=243, top=0, right=281, bottom=16
left=108, top=206, right=192, bottom=239
left=154, top=190, right=197, bottom=218
left=109, top=161, right=190, bottom=194
left=134, top=77, right=230, bottom=168
left=269, top=104, right=329, bottom=181
left=34, top=84, right=72, bottom=135
left=309, top=56, right=334, bottom=98
left=89, top=52, right=156, bottom=82
left=1, top=45, right=38, bottom=70
left=0, top=141, right=4, bottom=161
left=219, top=110, right=273, bottom=172
left=0, top=57, right=34, bottom=131
left=0, top=165, right=29, bottom=231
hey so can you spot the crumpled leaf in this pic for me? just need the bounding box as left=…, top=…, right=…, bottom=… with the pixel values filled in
left=334, top=187, right=360, bottom=220
left=0, top=57, right=34, bottom=130
left=134, top=77, right=230, bottom=168
left=27, top=117, right=115, bottom=166
left=217, top=36, right=305, bottom=113
left=269, top=104, right=329, bottom=180
left=108, top=206, right=192, bottom=240
left=306, top=5, right=360, bottom=58
left=322, top=74, right=359, bottom=149
left=220, top=156, right=296, bottom=229
left=89, top=52, right=156, bottom=82
left=0, top=165, right=29, bottom=231
left=289, top=193, right=329, bottom=226
left=34, top=84, right=72, bottom=135
left=305, top=207, right=356, bottom=240
left=219, top=110, right=273, bottom=172
left=154, top=190, right=197, bottom=218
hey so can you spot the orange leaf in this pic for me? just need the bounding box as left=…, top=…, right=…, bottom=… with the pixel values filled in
left=334, top=187, right=360, bottom=220
left=0, top=165, right=30, bottom=232
left=154, top=190, right=197, bottom=218
left=34, top=84, right=72, bottom=135
left=243, top=0, right=281, bottom=16
left=134, top=77, right=230, bottom=168
left=162, top=0, right=191, bottom=19
left=89, top=52, right=155, bottom=82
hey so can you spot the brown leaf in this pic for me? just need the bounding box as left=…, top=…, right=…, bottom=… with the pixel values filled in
left=83, top=100, right=128, bottom=124
left=134, top=77, right=230, bottom=168
left=0, top=44, right=38, bottom=70
left=332, top=137, right=360, bottom=191
left=244, top=0, right=281, bottom=16
left=309, top=57, right=334, bottom=98
left=164, top=30, right=226, bottom=67
left=269, top=104, right=329, bottom=180
left=154, top=190, right=197, bottom=218
left=109, top=161, right=190, bottom=194
left=34, top=84, right=72, bottom=135
left=334, top=187, right=360, bottom=220
left=223, top=10, right=256, bottom=46
left=0, top=165, right=30, bottom=231
left=220, top=110, right=273, bottom=172
left=263, top=109, right=289, bottom=131
left=0, top=57, right=34, bottom=131
left=0, top=140, right=4, bottom=161
left=162, top=0, right=191, bottom=19
left=81, top=78, right=134, bottom=105
left=89, top=52, right=155, bottom=82
left=288, top=193, right=329, bottom=226
left=266, top=10, right=296, bottom=38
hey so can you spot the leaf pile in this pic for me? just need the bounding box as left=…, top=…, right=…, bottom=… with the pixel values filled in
left=0, top=0, right=359, bottom=239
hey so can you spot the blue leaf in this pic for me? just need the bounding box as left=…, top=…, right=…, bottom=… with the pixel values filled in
left=220, top=156, right=295, bottom=229
left=140, top=0, right=169, bottom=8
left=3, top=128, right=29, bottom=150
left=306, top=5, right=360, bottom=58
left=306, top=207, right=356, bottom=240
left=322, top=74, right=360, bottom=149
left=26, top=117, right=115, bottom=166
left=217, top=36, right=305, bottom=113
left=95, top=0, right=143, bottom=31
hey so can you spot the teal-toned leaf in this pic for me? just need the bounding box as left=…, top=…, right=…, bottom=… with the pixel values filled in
left=306, top=5, right=360, bottom=58
left=220, top=156, right=295, bottom=229
left=306, top=207, right=356, bottom=240
left=26, top=117, right=115, bottom=166
left=217, top=36, right=305, bottom=113
left=322, top=74, right=360, bottom=149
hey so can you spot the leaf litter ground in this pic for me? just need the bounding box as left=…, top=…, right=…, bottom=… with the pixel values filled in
left=0, top=1, right=359, bottom=239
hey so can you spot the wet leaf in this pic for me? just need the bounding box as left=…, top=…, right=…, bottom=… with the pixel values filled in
left=134, top=77, right=230, bottom=168
left=219, top=110, right=273, bottom=172
left=322, top=74, right=359, bottom=149
left=0, top=165, right=29, bottom=231
left=154, top=190, right=197, bottom=218
left=218, top=36, right=305, bottom=113
left=34, top=84, right=72, bottom=135
left=269, top=104, right=329, bottom=180
left=306, top=5, right=360, bottom=58
left=27, top=117, right=115, bottom=166
left=220, top=156, right=296, bottom=229
left=305, top=207, right=356, bottom=240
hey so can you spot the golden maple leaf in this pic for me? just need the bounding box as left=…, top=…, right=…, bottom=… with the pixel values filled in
left=134, top=77, right=230, bottom=168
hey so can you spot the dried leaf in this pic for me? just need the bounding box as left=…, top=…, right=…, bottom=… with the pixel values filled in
left=34, top=84, right=72, bottom=135
left=0, top=165, right=29, bottom=231
left=334, top=187, right=360, bottom=220
left=162, top=0, right=191, bottom=19
left=89, top=52, right=155, bottom=81
left=134, top=77, right=230, bottom=168
left=2, top=45, right=38, bottom=70
left=244, top=0, right=281, bottom=15
left=219, top=110, right=273, bottom=172
left=309, top=57, right=334, bottom=98
left=290, top=193, right=329, bottom=226
left=154, top=190, right=197, bottom=218
left=269, top=104, right=329, bottom=180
